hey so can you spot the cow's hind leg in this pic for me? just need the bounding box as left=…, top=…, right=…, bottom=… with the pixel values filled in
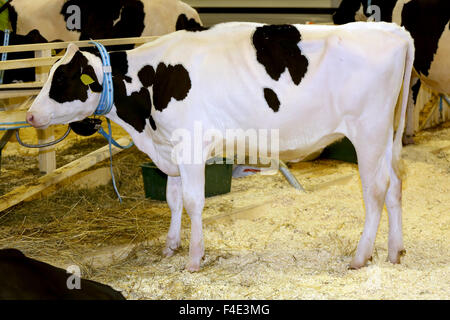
left=163, top=176, right=183, bottom=257
left=349, top=137, right=391, bottom=269
left=179, top=164, right=206, bottom=272
left=385, top=164, right=405, bottom=264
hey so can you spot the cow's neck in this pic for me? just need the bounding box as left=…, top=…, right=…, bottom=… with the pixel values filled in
left=105, top=106, right=165, bottom=171
left=92, top=51, right=165, bottom=174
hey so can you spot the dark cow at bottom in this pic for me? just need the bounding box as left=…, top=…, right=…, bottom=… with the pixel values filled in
left=0, top=249, right=125, bottom=300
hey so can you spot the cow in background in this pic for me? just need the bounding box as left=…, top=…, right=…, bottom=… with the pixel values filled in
left=0, top=0, right=203, bottom=82
left=333, top=0, right=449, bottom=143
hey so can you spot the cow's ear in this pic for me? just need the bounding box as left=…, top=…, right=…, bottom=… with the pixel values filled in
left=67, top=43, right=79, bottom=53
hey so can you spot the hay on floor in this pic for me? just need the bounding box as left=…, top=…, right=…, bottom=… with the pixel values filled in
left=0, top=123, right=449, bottom=299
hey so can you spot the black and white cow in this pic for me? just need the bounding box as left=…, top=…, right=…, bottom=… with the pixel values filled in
left=1, top=0, right=202, bottom=82
left=333, top=0, right=449, bottom=141
left=0, top=248, right=125, bottom=299
left=26, top=22, right=414, bottom=271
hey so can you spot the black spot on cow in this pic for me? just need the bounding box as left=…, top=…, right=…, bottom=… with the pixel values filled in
left=49, top=51, right=102, bottom=103
left=151, top=63, right=192, bottom=112
left=401, top=0, right=450, bottom=76
left=109, top=51, right=132, bottom=82
left=137, top=65, right=156, bottom=88
left=263, top=88, right=281, bottom=112
left=111, top=0, right=146, bottom=39
left=252, top=25, right=309, bottom=85
left=149, top=115, right=157, bottom=131
left=61, top=0, right=145, bottom=51
left=175, top=14, right=208, bottom=32
left=113, top=77, right=154, bottom=133
left=0, top=248, right=125, bottom=300
left=332, top=0, right=363, bottom=24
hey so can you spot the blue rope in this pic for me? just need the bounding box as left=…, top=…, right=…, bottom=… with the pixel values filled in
left=98, top=126, right=134, bottom=149
left=442, top=95, right=450, bottom=107
left=1, top=121, right=29, bottom=125
left=0, top=124, right=29, bottom=131
left=105, top=118, right=123, bottom=203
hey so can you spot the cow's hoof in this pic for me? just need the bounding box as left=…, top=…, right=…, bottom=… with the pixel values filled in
left=163, top=246, right=177, bottom=258
left=388, top=249, right=406, bottom=264
left=163, top=238, right=181, bottom=257
left=348, top=257, right=369, bottom=270
left=402, top=135, right=415, bottom=145
left=185, top=261, right=201, bottom=272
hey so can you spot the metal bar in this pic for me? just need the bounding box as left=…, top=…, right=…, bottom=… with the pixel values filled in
left=279, top=160, right=305, bottom=192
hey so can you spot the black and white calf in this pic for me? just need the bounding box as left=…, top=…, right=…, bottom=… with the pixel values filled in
left=27, top=22, right=414, bottom=271
left=333, top=0, right=449, bottom=141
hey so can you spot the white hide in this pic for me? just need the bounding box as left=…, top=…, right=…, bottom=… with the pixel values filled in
left=28, top=22, right=414, bottom=271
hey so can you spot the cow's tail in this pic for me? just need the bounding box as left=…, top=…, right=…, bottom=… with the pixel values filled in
left=392, top=29, right=415, bottom=178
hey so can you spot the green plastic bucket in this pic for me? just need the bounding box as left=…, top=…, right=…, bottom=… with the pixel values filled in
left=141, top=158, right=233, bottom=201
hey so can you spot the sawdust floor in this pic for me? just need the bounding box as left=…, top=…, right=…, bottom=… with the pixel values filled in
left=0, top=123, right=449, bottom=300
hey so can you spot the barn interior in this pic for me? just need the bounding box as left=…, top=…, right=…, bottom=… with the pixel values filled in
left=0, top=0, right=449, bottom=300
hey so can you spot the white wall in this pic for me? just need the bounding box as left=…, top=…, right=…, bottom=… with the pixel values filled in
left=184, top=1, right=341, bottom=8
left=184, top=0, right=340, bottom=26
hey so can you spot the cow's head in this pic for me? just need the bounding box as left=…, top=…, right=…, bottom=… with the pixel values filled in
left=27, top=44, right=103, bottom=128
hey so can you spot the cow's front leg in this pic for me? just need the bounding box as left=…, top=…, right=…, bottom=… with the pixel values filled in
left=179, top=163, right=205, bottom=272
left=163, top=176, right=183, bottom=257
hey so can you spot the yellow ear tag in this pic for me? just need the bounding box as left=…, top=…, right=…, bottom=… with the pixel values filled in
left=80, top=74, right=95, bottom=86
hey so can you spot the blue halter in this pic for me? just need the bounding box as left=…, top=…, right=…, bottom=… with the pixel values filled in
left=86, top=41, right=134, bottom=203
left=89, top=41, right=114, bottom=116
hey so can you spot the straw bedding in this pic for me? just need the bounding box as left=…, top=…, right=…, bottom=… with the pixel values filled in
left=0, top=122, right=449, bottom=299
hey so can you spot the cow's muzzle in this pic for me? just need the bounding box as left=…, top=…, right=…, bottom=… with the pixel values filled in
left=26, top=111, right=50, bottom=129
